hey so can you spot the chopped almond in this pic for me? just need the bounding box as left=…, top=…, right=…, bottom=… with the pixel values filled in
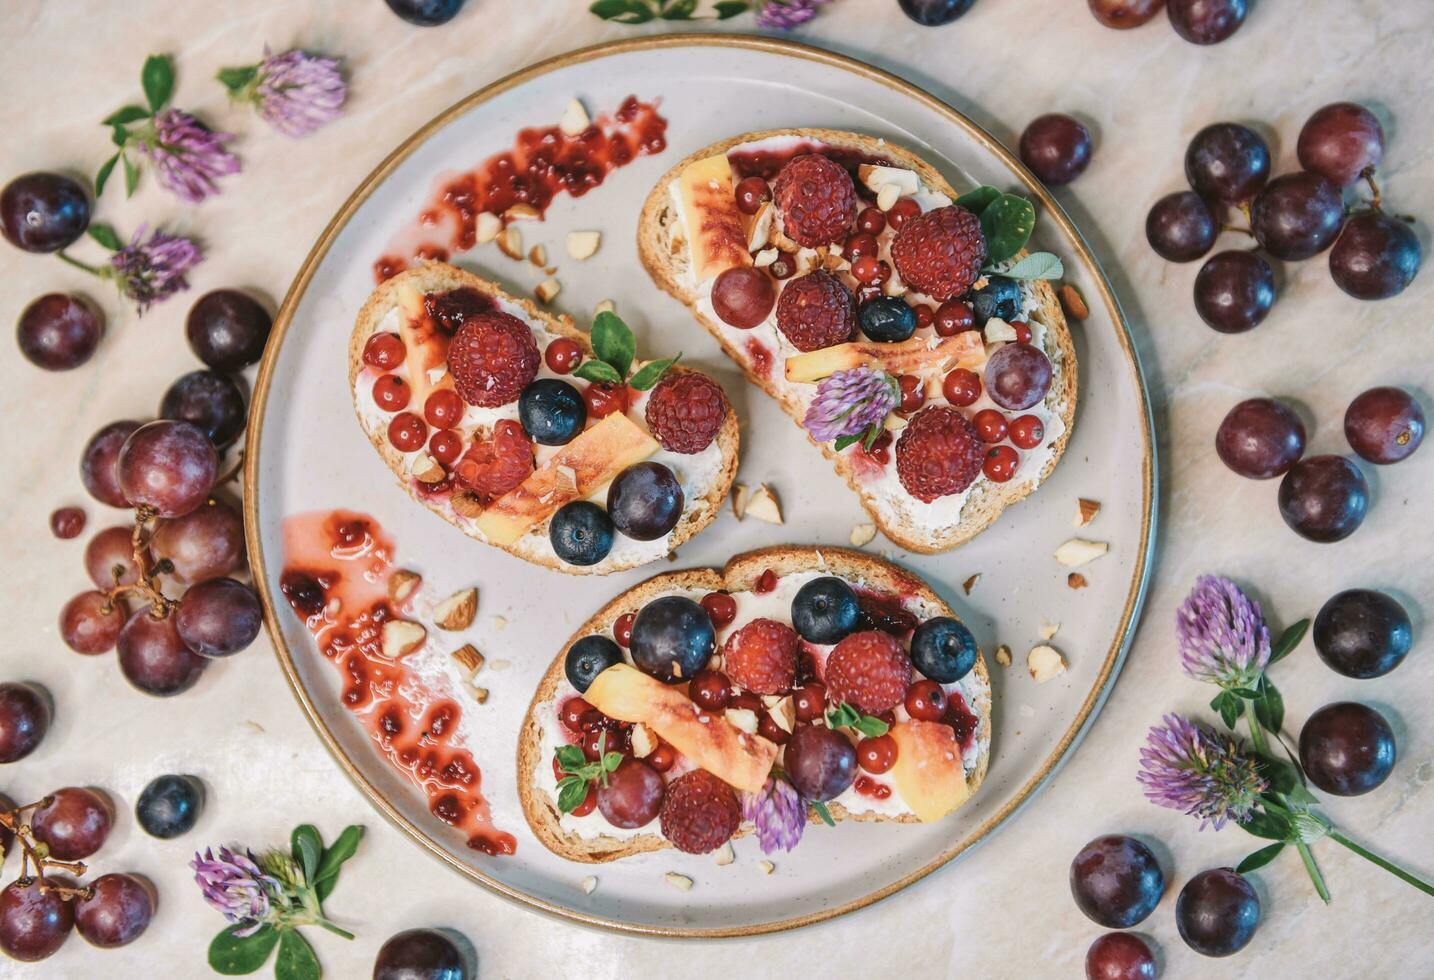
left=1075, top=498, right=1101, bottom=528
left=769, top=696, right=796, bottom=734
left=995, top=644, right=1012, bottom=667
left=496, top=227, right=523, bottom=260
left=467, top=684, right=489, bottom=705
left=450, top=643, right=484, bottom=674
left=579, top=875, right=598, bottom=895
left=388, top=570, right=422, bottom=606
left=528, top=244, right=547, bottom=267
left=849, top=524, right=877, bottom=547
left=731, top=483, right=749, bottom=519
left=566, top=230, right=601, bottom=260
left=475, top=211, right=501, bottom=245
left=1028, top=644, right=1067, bottom=683
left=714, top=842, right=735, bottom=866
left=451, top=491, right=484, bottom=519
left=664, top=872, right=694, bottom=892
left=1059, top=284, right=1089, bottom=321
left=535, top=278, right=561, bottom=304
left=631, top=724, right=656, bottom=758
left=380, top=620, right=426, bottom=660
left=504, top=203, right=541, bottom=222
left=753, top=248, right=779, bottom=268
left=962, top=573, right=980, bottom=595
left=745, top=484, right=783, bottom=524
left=725, top=707, right=759, bottom=734
left=559, top=99, right=590, bottom=137
left=757, top=860, right=775, bottom=876
left=1068, top=572, right=1089, bottom=590
left=747, top=203, right=774, bottom=252
left=593, top=299, right=615, bottom=316
left=984, top=318, right=1018, bottom=343
left=434, top=588, right=478, bottom=631
left=876, top=182, right=901, bottom=212
left=412, top=454, right=445, bottom=484
left=1055, top=538, right=1108, bottom=567
left=1039, top=621, right=1060, bottom=641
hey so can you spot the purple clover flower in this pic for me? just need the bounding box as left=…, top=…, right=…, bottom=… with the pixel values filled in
left=1176, top=575, right=1271, bottom=688
left=140, top=109, right=241, bottom=203
left=742, top=776, right=806, bottom=853
left=1138, top=714, right=1268, bottom=830
left=108, top=226, right=203, bottom=314
left=758, top=0, right=831, bottom=29
left=191, top=847, right=279, bottom=936
left=803, top=366, right=898, bottom=444
left=252, top=49, right=347, bottom=138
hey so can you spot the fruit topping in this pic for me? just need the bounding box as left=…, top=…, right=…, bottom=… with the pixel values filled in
left=775, top=269, right=857, bottom=352
left=548, top=500, right=614, bottom=567
left=896, top=373, right=926, bottom=414
left=887, top=720, right=969, bottom=821
left=784, top=724, right=858, bottom=802
left=771, top=154, right=858, bottom=248
left=784, top=330, right=983, bottom=383
left=372, top=374, right=410, bottom=411
left=969, top=275, right=1022, bottom=327
left=689, top=668, right=732, bottom=711
left=791, top=576, right=861, bottom=644
left=1020, top=114, right=1094, bottom=186
left=607, top=461, right=683, bottom=540
left=854, top=592, right=918, bottom=636
left=973, top=408, right=1008, bottom=443
left=518, top=378, right=586, bottom=446
left=677, top=153, right=749, bottom=281
left=859, top=296, right=918, bottom=343
left=582, top=381, right=629, bottom=420
left=387, top=412, right=427, bottom=453
left=941, top=367, right=981, bottom=407
left=544, top=337, right=583, bottom=374
left=1010, top=414, right=1045, bottom=449
left=700, top=591, right=737, bottom=629
left=887, top=197, right=922, bottom=228
left=597, top=758, right=665, bottom=829
left=904, top=679, right=948, bottom=721
left=890, top=204, right=986, bottom=301
left=856, top=206, right=887, bottom=234
left=793, top=681, right=827, bottom=722
left=561, top=697, right=593, bottom=734
left=983, top=445, right=1020, bottom=482
left=734, top=175, right=770, bottom=214
left=895, top=405, right=985, bottom=502
left=857, top=733, right=898, bottom=774
left=423, top=388, right=464, bottom=428
left=659, top=769, right=741, bottom=854
left=448, top=420, right=531, bottom=505
left=712, top=266, right=777, bottom=328
left=630, top=596, right=715, bottom=684
left=565, top=635, right=623, bottom=693
left=446, top=311, right=540, bottom=407
left=614, top=613, right=635, bottom=647
left=910, top=616, right=978, bottom=683
left=984, top=342, right=1053, bottom=411
left=825, top=630, right=912, bottom=713
left=723, top=618, right=800, bottom=694
left=1070, top=835, right=1165, bottom=928
left=645, top=371, right=728, bottom=453
left=1313, top=588, right=1411, bottom=679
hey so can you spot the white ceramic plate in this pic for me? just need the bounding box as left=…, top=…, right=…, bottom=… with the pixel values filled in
left=246, top=35, right=1155, bottom=938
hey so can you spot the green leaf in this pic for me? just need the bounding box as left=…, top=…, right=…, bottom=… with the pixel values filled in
left=141, top=54, right=175, bottom=113
left=1229, top=687, right=1261, bottom=701
left=1211, top=691, right=1240, bottom=730
left=826, top=702, right=888, bottom=737
left=573, top=359, right=624, bottom=386
left=955, top=186, right=1000, bottom=214
left=1256, top=755, right=1301, bottom=796
left=1240, top=809, right=1292, bottom=842
left=216, top=65, right=259, bottom=96
left=88, top=223, right=124, bottom=251
left=209, top=925, right=281, bottom=975
left=660, top=0, right=698, bottom=17
left=313, top=825, right=364, bottom=903
left=123, top=154, right=139, bottom=197
left=1254, top=677, right=1284, bottom=734
left=111, top=124, right=130, bottom=148
left=103, top=104, right=150, bottom=125
left=275, top=930, right=321, bottom=980
left=852, top=714, right=890, bottom=738
left=628, top=355, right=679, bottom=391
left=999, top=251, right=1063, bottom=281
left=833, top=433, right=862, bottom=452
left=1268, top=619, right=1309, bottom=665
left=590, top=0, right=655, bottom=24
left=979, top=194, right=1036, bottom=265
left=291, top=824, right=323, bottom=884
left=556, top=776, right=590, bottom=814
left=810, top=800, right=835, bottom=827
left=93, top=152, right=119, bottom=197
left=713, top=1, right=749, bottom=17
left=590, top=311, right=635, bottom=379
left=1237, top=841, right=1285, bottom=874
left=555, top=745, right=587, bottom=773
left=602, top=751, right=624, bottom=772
left=1286, top=782, right=1319, bottom=805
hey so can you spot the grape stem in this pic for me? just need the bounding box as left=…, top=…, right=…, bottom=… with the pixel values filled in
left=0, top=801, right=96, bottom=901
left=1361, top=167, right=1382, bottom=212
left=1243, top=704, right=1331, bottom=903
left=102, top=506, right=178, bottom=619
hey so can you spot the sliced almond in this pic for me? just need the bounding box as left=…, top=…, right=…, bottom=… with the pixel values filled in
left=380, top=620, right=426, bottom=660
left=559, top=98, right=591, bottom=137
left=882, top=274, right=906, bottom=298
left=593, top=298, right=616, bottom=316
left=467, top=684, right=489, bottom=705
left=388, top=570, right=422, bottom=606
left=883, top=412, right=908, bottom=432
left=528, top=243, right=547, bottom=267
left=757, top=860, right=775, bottom=876
left=768, top=696, right=796, bottom=734
left=772, top=226, right=800, bottom=253
left=475, top=211, right=502, bottom=245
left=995, top=644, right=1012, bottom=667
left=725, top=707, right=759, bottom=735
left=664, top=872, right=694, bottom=892
left=579, top=875, right=598, bottom=895
left=731, top=483, right=749, bottom=519
left=450, top=643, right=484, bottom=674
left=876, top=182, right=901, bottom=212
left=426, top=365, right=448, bottom=387
left=631, top=724, right=656, bottom=759
left=496, top=226, right=523, bottom=260
left=984, top=317, right=1018, bottom=343
left=1059, top=284, right=1089, bottom=321
left=753, top=247, right=779, bottom=268
left=534, top=277, right=561, bottom=304
left=451, top=491, right=484, bottom=519
left=555, top=464, right=578, bottom=497
left=1075, top=498, right=1101, bottom=528
left=492, top=615, right=509, bottom=631
left=745, top=484, right=783, bottom=525
left=1028, top=644, right=1067, bottom=683
left=412, top=454, right=445, bottom=484
left=747, top=202, right=774, bottom=252
left=434, top=588, right=478, bottom=631
left=849, top=523, right=877, bottom=547
left=566, top=230, right=601, bottom=260
left=504, top=203, right=541, bottom=223
left=859, top=164, right=919, bottom=197
left=962, top=573, right=980, bottom=595
left=1068, top=572, right=1089, bottom=590
left=1039, top=621, right=1060, bottom=641
left=714, top=842, right=735, bottom=866
left=1054, top=538, right=1108, bottom=568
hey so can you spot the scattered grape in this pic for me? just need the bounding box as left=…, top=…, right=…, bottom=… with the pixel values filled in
left=85, top=525, right=144, bottom=588
left=1344, top=386, right=1423, bottom=464
left=185, top=289, right=272, bottom=371
left=373, top=927, right=468, bottom=980
left=32, top=787, right=112, bottom=861
left=0, top=682, right=51, bottom=763
left=1193, top=251, right=1274, bottom=333
left=1167, top=0, right=1246, bottom=44
left=1313, top=589, right=1411, bottom=679
left=1277, top=455, right=1368, bottom=542
left=1214, top=398, right=1305, bottom=479
left=116, top=420, right=219, bottom=518
left=1070, top=835, right=1165, bottom=928
left=1085, top=932, right=1158, bottom=980
left=50, top=506, right=86, bottom=539
left=897, top=0, right=977, bottom=26
left=16, top=293, right=103, bottom=371
left=1088, top=0, right=1163, bottom=29
left=384, top=0, right=466, bottom=26
left=176, top=578, right=263, bottom=658
left=74, top=873, right=154, bottom=948
left=1299, top=701, right=1396, bottom=796
left=1297, top=102, right=1384, bottom=188
left=0, top=172, right=89, bottom=253
left=80, top=420, right=143, bottom=508
left=1250, top=172, right=1345, bottom=261
left=159, top=370, right=247, bottom=449
left=1146, top=191, right=1217, bottom=262
left=0, top=877, right=74, bottom=961
left=1184, top=123, right=1269, bottom=203
left=117, top=610, right=208, bottom=697
left=1019, top=114, right=1094, bottom=186
left=1175, top=868, right=1259, bottom=957
left=60, top=590, right=126, bottom=655
left=1328, top=212, right=1421, bottom=301
left=149, top=498, right=246, bottom=582
left=136, top=774, right=205, bottom=839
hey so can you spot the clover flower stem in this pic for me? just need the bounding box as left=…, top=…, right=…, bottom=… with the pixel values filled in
left=1327, top=830, right=1434, bottom=899
left=57, top=251, right=105, bottom=277
left=1243, top=703, right=1331, bottom=903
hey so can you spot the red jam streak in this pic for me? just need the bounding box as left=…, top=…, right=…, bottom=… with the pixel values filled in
left=943, top=688, right=980, bottom=756
left=279, top=510, right=517, bottom=857
left=728, top=141, right=889, bottom=192
left=745, top=338, right=773, bottom=378
left=854, top=775, right=892, bottom=800
left=375, top=96, right=668, bottom=283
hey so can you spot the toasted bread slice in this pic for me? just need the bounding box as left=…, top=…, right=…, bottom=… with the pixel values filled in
left=637, top=129, right=1078, bottom=554
left=517, top=545, right=992, bottom=863
left=349, top=262, right=739, bottom=575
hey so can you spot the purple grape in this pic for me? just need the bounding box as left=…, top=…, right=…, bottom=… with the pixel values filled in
left=1085, top=932, right=1157, bottom=980
left=373, top=927, right=468, bottom=980
left=1277, top=455, right=1368, bottom=542
left=1070, top=835, right=1165, bottom=928
left=0, top=172, right=89, bottom=253
left=1088, top=0, right=1163, bottom=29
left=984, top=342, right=1053, bottom=410
left=1297, top=102, right=1384, bottom=188
left=159, top=370, right=247, bottom=449
left=176, top=578, right=263, bottom=658
left=59, top=590, right=126, bottom=655
left=150, top=498, right=246, bottom=582
left=606, top=462, right=683, bottom=540
left=1344, top=386, right=1423, bottom=464
left=74, top=873, right=154, bottom=948
left=1019, top=114, right=1094, bottom=186
left=185, top=289, right=272, bottom=371
left=0, top=877, right=74, bottom=961
left=85, top=525, right=144, bottom=588
left=1313, top=589, right=1412, bottom=679
left=0, top=682, right=51, bottom=763
left=1215, top=398, right=1305, bottom=478
left=1146, top=191, right=1217, bottom=262
left=1175, top=868, right=1259, bottom=956
left=897, top=0, right=977, bottom=26
left=16, top=293, right=103, bottom=371
left=1184, top=123, right=1269, bottom=203
left=32, top=787, right=112, bottom=861
left=784, top=724, right=857, bottom=802
left=1193, top=250, right=1274, bottom=333
left=1251, top=172, right=1345, bottom=261
left=596, top=758, right=665, bottom=829
left=117, top=610, right=208, bottom=696
left=1329, top=212, right=1421, bottom=300
left=1299, top=701, right=1396, bottom=796
left=116, top=420, right=218, bottom=518
left=80, top=420, right=143, bottom=508
left=1167, top=0, right=1246, bottom=44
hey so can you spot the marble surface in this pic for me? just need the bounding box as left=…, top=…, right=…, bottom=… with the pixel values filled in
left=3, top=1, right=1432, bottom=976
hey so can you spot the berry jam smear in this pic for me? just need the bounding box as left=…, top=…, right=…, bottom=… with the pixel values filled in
left=280, top=510, right=516, bottom=856
left=375, top=96, right=668, bottom=283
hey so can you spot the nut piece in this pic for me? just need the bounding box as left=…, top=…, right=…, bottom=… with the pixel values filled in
left=994, top=644, right=1012, bottom=667
left=566, top=230, right=601, bottom=260
left=451, top=491, right=485, bottom=519
left=631, top=723, right=656, bottom=759
left=579, top=875, right=598, bottom=895
left=858, top=164, right=919, bottom=197
left=962, top=573, right=980, bottom=595
left=731, top=483, right=749, bottom=519
left=1068, top=572, right=1089, bottom=590
left=1054, top=538, right=1108, bottom=568
left=757, top=860, right=775, bottom=876
left=504, top=203, right=541, bottom=223
left=380, top=620, right=426, bottom=660
left=1028, top=644, right=1067, bottom=683
left=849, top=524, right=876, bottom=547
left=528, top=244, right=547, bottom=267
left=412, top=454, right=445, bottom=484
left=388, top=569, right=422, bottom=606
left=560, top=99, right=591, bottom=137
left=1075, top=498, right=1101, bottom=528
left=725, top=707, right=759, bottom=735
left=593, top=299, right=616, bottom=317
left=876, top=182, right=901, bottom=212
left=745, top=484, right=783, bottom=525
left=768, top=696, right=796, bottom=734
left=664, top=872, right=693, bottom=892
left=984, top=317, right=1018, bottom=343
left=753, top=247, right=779, bottom=268
left=475, top=211, right=502, bottom=245
left=434, top=588, right=478, bottom=631
left=1059, top=284, right=1089, bottom=321
left=534, top=278, right=561, bottom=304
left=467, top=684, right=489, bottom=705
left=748, top=203, right=774, bottom=252
left=450, top=643, right=484, bottom=674
left=1039, top=621, right=1060, bottom=641
left=714, top=842, right=735, bottom=866
left=496, top=226, right=524, bottom=260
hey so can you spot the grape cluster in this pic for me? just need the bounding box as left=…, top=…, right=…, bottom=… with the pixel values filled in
left=1089, top=0, right=1248, bottom=45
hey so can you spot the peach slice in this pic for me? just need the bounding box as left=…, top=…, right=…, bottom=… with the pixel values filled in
left=677, top=154, right=751, bottom=283
left=585, top=664, right=777, bottom=794
left=888, top=720, right=970, bottom=823
left=784, top=331, right=986, bottom=384
left=396, top=282, right=454, bottom=406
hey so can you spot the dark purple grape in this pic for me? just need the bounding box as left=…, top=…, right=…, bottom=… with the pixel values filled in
left=1297, top=102, right=1384, bottom=188
left=629, top=596, right=714, bottom=684
left=74, top=873, right=154, bottom=948
left=897, top=0, right=977, bottom=26
left=784, top=724, right=857, bottom=802
left=607, top=462, right=683, bottom=541
left=185, top=289, right=272, bottom=371
left=176, top=578, right=262, bottom=658
left=0, top=877, right=74, bottom=961
left=1251, top=172, right=1345, bottom=261
left=85, top=524, right=143, bottom=589
left=0, top=682, right=51, bottom=763
left=136, top=774, right=205, bottom=839
left=1167, top=0, right=1246, bottom=44
left=1146, top=191, right=1217, bottom=262
left=385, top=0, right=466, bottom=25
left=1344, top=386, right=1424, bottom=463
left=1184, top=123, right=1269, bottom=203
left=160, top=370, right=247, bottom=449
left=1175, top=868, right=1259, bottom=957
left=1088, top=0, right=1164, bottom=29
left=1193, top=251, right=1274, bottom=333
left=1299, top=701, right=1396, bottom=796
left=1329, top=212, right=1421, bottom=300
left=150, top=498, right=246, bottom=582
left=1085, top=932, right=1157, bottom=980
left=373, top=927, right=467, bottom=980
left=596, top=758, right=665, bottom=829
left=1277, top=455, right=1368, bottom=542
left=1313, top=589, right=1412, bottom=679
left=116, top=420, right=218, bottom=518
left=712, top=267, right=777, bottom=329
left=1070, top=835, right=1165, bottom=928
left=117, top=610, right=208, bottom=697
left=0, top=172, right=89, bottom=253
left=1215, top=398, right=1305, bottom=478
left=984, top=342, right=1053, bottom=410
left=32, top=787, right=112, bottom=860
left=60, top=590, right=126, bottom=655
left=80, top=420, right=143, bottom=508
left=1019, top=114, right=1094, bottom=186
left=16, top=293, right=103, bottom=371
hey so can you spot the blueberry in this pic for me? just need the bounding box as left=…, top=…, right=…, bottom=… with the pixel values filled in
left=859, top=296, right=918, bottom=343
left=135, top=774, right=204, bottom=839
left=565, top=635, right=623, bottom=692
left=910, top=617, right=977, bottom=682
left=383, top=0, right=465, bottom=26
left=630, top=596, right=715, bottom=684
left=519, top=378, right=586, bottom=446
left=969, top=275, right=1021, bottom=327
left=549, top=501, right=614, bottom=566
left=607, top=462, right=683, bottom=541
left=791, top=577, right=861, bottom=644
left=898, top=0, right=978, bottom=26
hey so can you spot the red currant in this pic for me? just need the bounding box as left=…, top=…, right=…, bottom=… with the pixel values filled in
left=372, top=374, right=410, bottom=412
left=561, top=697, right=593, bottom=734
left=545, top=337, right=583, bottom=374
left=793, top=682, right=827, bottom=722
left=983, top=445, right=1020, bottom=482
left=582, top=725, right=621, bottom=761
left=735, top=176, right=770, bottom=215
left=424, top=389, right=463, bottom=428
left=362, top=332, right=405, bottom=369
left=857, top=429, right=893, bottom=466
left=758, top=713, right=791, bottom=745
left=973, top=409, right=1008, bottom=443
left=887, top=198, right=921, bottom=229
left=700, top=591, right=737, bottom=629
left=387, top=412, right=427, bottom=452
left=857, top=734, right=898, bottom=774
left=429, top=429, right=463, bottom=465
left=942, top=368, right=982, bottom=407
left=914, top=304, right=935, bottom=330
left=851, top=255, right=883, bottom=284
left=756, top=569, right=778, bottom=594
left=613, top=613, right=635, bottom=647
left=934, top=300, right=976, bottom=336
left=904, top=679, right=948, bottom=721
left=897, top=374, right=926, bottom=414
left=571, top=785, right=597, bottom=816
left=583, top=382, right=629, bottom=420
left=647, top=742, right=676, bottom=772
left=689, top=669, right=732, bottom=712
left=1012, top=320, right=1033, bottom=344
left=769, top=253, right=797, bottom=279
left=856, top=207, right=887, bottom=235
left=551, top=755, right=565, bottom=780
left=1010, top=414, right=1045, bottom=449
left=845, top=233, right=879, bottom=262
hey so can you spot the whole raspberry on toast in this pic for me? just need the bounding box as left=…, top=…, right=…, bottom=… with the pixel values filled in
left=517, top=546, right=992, bottom=863
left=349, top=262, right=739, bottom=574
left=637, top=130, right=1079, bottom=554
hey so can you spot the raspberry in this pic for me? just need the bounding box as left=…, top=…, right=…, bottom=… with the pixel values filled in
left=644, top=371, right=727, bottom=453
left=824, top=630, right=913, bottom=714
left=775, top=270, right=856, bottom=352
left=446, top=312, right=540, bottom=407
left=895, top=405, right=985, bottom=503
left=890, top=205, right=987, bottom=302
left=772, top=154, right=858, bottom=248
left=659, top=769, right=741, bottom=854
left=452, top=420, right=533, bottom=503
left=723, top=618, right=800, bottom=694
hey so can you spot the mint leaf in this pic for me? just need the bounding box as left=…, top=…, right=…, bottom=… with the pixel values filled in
left=810, top=800, right=835, bottom=827
left=141, top=54, right=175, bottom=113
left=313, top=825, right=364, bottom=902
left=591, top=311, right=635, bottom=379
left=291, top=825, right=322, bottom=884
left=955, top=186, right=1000, bottom=214
left=216, top=65, right=259, bottom=96
left=1236, top=841, right=1285, bottom=874
left=123, top=154, right=139, bottom=197
left=851, top=714, right=890, bottom=738
left=209, top=925, right=280, bottom=975
left=628, top=355, right=679, bottom=391
left=979, top=194, right=1036, bottom=265
left=999, top=251, right=1063, bottom=281
left=714, top=1, right=749, bottom=16
left=573, top=359, right=623, bottom=386
left=1268, top=619, right=1309, bottom=666
left=275, top=930, right=321, bottom=980
left=555, top=745, right=587, bottom=772
left=602, top=751, right=624, bottom=772
left=590, top=0, right=654, bottom=21
left=556, top=776, right=590, bottom=813
left=827, top=702, right=888, bottom=737
left=103, top=105, right=150, bottom=125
